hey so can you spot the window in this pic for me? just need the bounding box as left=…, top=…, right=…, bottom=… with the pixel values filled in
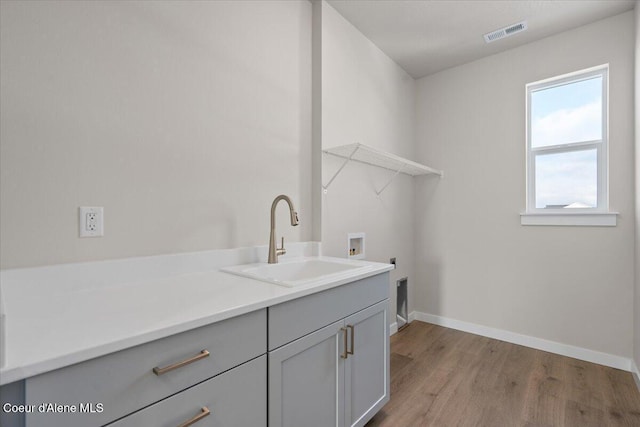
left=522, top=65, right=616, bottom=226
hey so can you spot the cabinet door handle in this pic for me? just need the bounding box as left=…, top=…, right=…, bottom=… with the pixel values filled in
left=347, top=324, right=355, bottom=355
left=177, top=406, right=210, bottom=427
left=340, top=327, right=348, bottom=359
left=153, top=350, right=210, bottom=376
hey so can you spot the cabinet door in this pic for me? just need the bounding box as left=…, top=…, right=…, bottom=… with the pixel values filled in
left=344, top=300, right=389, bottom=427
left=269, top=320, right=346, bottom=427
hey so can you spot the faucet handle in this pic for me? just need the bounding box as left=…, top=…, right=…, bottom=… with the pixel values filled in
left=277, top=237, right=286, bottom=256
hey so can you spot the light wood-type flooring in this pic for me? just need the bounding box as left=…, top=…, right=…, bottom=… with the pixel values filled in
left=366, top=321, right=640, bottom=427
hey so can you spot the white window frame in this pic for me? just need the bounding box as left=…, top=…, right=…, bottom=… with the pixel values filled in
left=521, top=64, right=617, bottom=226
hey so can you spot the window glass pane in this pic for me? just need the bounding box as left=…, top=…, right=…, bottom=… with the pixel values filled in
left=535, top=149, right=597, bottom=209
left=531, top=76, right=602, bottom=148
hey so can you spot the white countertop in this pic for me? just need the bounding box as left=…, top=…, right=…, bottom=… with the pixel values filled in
left=0, top=243, right=393, bottom=385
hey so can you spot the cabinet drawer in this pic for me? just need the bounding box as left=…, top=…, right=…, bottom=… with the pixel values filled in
left=25, top=309, right=266, bottom=427
left=107, top=355, right=266, bottom=427
left=268, top=273, right=389, bottom=350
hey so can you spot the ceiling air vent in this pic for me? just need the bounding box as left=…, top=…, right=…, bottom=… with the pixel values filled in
left=484, top=20, right=528, bottom=43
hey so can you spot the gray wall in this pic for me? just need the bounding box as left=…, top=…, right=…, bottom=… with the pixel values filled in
left=319, top=1, right=418, bottom=323
left=414, top=11, right=635, bottom=359
left=0, top=0, right=312, bottom=269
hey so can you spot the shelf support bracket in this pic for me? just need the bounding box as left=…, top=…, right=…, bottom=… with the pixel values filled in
left=322, top=145, right=360, bottom=192
left=375, top=164, right=405, bottom=196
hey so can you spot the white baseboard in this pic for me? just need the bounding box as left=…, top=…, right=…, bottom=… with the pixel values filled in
left=632, top=360, right=640, bottom=391
left=412, top=311, right=633, bottom=372
left=389, top=312, right=416, bottom=336
left=390, top=322, right=398, bottom=335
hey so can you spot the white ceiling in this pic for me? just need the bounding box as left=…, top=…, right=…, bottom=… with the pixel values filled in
left=326, top=0, right=637, bottom=79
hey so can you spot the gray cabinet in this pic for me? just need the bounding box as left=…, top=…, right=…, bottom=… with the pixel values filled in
left=268, top=321, right=345, bottom=427
left=107, top=355, right=266, bottom=427
left=24, top=309, right=266, bottom=427
left=268, top=273, right=389, bottom=351
left=268, top=274, right=390, bottom=427
left=344, top=301, right=389, bottom=427
left=3, top=272, right=390, bottom=427
left=0, top=381, right=24, bottom=427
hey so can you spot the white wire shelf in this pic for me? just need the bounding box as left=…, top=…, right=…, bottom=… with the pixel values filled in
left=322, top=143, right=443, bottom=195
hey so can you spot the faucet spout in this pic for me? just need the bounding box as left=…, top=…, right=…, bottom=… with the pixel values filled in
left=268, top=195, right=299, bottom=264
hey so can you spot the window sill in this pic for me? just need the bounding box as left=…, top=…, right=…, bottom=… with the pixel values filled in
left=520, top=212, right=618, bottom=226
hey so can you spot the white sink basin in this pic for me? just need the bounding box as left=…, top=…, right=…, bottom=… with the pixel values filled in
left=221, top=257, right=374, bottom=287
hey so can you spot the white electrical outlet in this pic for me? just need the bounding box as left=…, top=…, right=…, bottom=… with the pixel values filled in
left=79, top=207, right=104, bottom=237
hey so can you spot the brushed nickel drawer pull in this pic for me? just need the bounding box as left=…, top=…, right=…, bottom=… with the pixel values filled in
left=340, top=327, right=348, bottom=359
left=177, top=406, right=210, bottom=427
left=153, top=350, right=210, bottom=376
left=347, top=324, right=355, bottom=355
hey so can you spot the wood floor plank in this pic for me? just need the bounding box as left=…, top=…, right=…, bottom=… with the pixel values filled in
left=564, top=399, right=605, bottom=427
left=522, top=350, right=567, bottom=426
left=366, top=321, right=640, bottom=427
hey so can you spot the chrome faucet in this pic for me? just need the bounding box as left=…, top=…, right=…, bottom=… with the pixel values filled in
left=268, top=195, right=299, bottom=264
